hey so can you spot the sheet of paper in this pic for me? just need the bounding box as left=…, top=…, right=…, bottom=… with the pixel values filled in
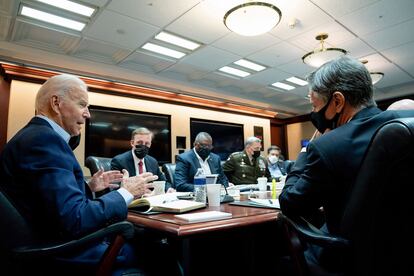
left=249, top=198, right=280, bottom=208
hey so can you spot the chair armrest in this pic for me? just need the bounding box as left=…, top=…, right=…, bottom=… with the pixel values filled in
left=284, top=215, right=350, bottom=249
left=13, top=221, right=134, bottom=259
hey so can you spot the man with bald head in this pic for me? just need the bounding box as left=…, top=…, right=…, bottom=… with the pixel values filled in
left=0, top=74, right=157, bottom=274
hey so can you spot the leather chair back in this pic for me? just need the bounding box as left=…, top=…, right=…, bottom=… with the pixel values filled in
left=85, top=156, right=112, bottom=175
left=284, top=160, right=295, bottom=174
left=162, top=163, right=176, bottom=188
left=340, top=118, right=414, bottom=275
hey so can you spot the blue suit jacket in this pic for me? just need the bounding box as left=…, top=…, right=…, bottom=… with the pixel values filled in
left=111, top=151, right=171, bottom=191
left=0, top=117, right=127, bottom=240
left=175, top=149, right=228, bottom=192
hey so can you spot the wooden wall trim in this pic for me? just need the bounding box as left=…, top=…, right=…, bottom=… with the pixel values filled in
left=0, top=65, right=11, bottom=151
left=1, top=63, right=277, bottom=119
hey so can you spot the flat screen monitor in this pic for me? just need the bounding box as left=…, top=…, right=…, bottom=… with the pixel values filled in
left=86, top=106, right=171, bottom=165
left=190, top=118, right=244, bottom=160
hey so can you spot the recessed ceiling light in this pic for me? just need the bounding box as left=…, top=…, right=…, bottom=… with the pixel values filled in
left=271, top=82, right=295, bottom=90
left=36, top=0, right=95, bottom=17
left=286, top=76, right=308, bottom=86
left=234, top=59, right=266, bottom=71
left=141, top=42, right=186, bottom=59
left=20, top=6, right=86, bottom=31
left=219, top=66, right=251, bottom=77
left=155, top=32, right=200, bottom=50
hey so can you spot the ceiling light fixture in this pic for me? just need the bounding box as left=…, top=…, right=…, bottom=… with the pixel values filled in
left=271, top=82, right=295, bottom=91
left=219, top=66, right=251, bottom=78
left=286, top=76, right=308, bottom=86
left=302, top=33, right=347, bottom=68
left=370, top=72, right=384, bottom=85
left=360, top=60, right=385, bottom=85
left=155, top=32, right=201, bottom=50
left=141, top=43, right=186, bottom=59
left=20, top=6, right=86, bottom=31
left=234, top=59, right=266, bottom=71
left=36, top=0, right=95, bottom=17
left=223, top=2, right=282, bottom=36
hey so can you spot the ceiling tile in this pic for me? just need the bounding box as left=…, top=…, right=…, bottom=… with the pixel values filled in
left=311, top=0, right=380, bottom=17
left=269, top=0, right=332, bottom=39
left=107, top=0, right=200, bottom=27
left=382, top=41, right=414, bottom=76
left=179, top=45, right=239, bottom=71
left=0, top=15, right=10, bottom=40
left=72, top=38, right=132, bottom=64
left=363, top=19, right=414, bottom=51
left=278, top=59, right=313, bottom=79
left=84, top=10, right=159, bottom=50
left=165, top=0, right=235, bottom=44
left=339, top=0, right=414, bottom=36
left=340, top=38, right=375, bottom=59
left=248, top=41, right=306, bottom=67
left=11, top=19, right=81, bottom=54
left=119, top=50, right=175, bottom=74
left=247, top=68, right=291, bottom=85
left=213, top=32, right=280, bottom=56
left=0, top=0, right=17, bottom=15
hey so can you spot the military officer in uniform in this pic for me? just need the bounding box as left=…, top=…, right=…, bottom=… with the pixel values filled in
left=223, top=136, right=271, bottom=185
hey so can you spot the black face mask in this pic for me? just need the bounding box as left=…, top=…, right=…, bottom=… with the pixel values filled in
left=69, top=134, right=81, bottom=150
left=196, top=147, right=211, bottom=160
left=134, top=145, right=149, bottom=159
left=310, top=96, right=341, bottom=133
left=252, top=150, right=261, bottom=159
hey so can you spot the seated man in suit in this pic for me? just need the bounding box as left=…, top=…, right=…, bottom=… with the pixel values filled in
left=266, top=145, right=288, bottom=181
left=279, top=56, right=414, bottom=273
left=0, top=74, right=158, bottom=274
left=111, top=127, right=175, bottom=193
left=222, top=136, right=271, bottom=185
left=175, top=132, right=229, bottom=192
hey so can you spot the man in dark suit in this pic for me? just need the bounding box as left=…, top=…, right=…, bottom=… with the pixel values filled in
left=111, top=127, right=174, bottom=192
left=266, top=145, right=288, bottom=181
left=0, top=74, right=157, bottom=274
left=279, top=56, right=414, bottom=273
left=175, top=132, right=229, bottom=192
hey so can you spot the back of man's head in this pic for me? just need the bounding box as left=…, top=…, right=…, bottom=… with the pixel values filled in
left=245, top=136, right=261, bottom=148
left=307, top=56, right=375, bottom=108
left=35, top=74, right=86, bottom=114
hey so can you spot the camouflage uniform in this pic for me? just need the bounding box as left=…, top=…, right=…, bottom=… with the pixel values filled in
left=222, top=150, right=271, bottom=185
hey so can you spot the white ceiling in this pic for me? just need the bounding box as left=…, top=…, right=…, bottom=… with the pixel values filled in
left=1, top=0, right=414, bottom=118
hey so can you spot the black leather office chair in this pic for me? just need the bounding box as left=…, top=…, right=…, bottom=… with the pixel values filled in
left=85, top=156, right=113, bottom=175
left=284, top=159, right=295, bottom=174
left=161, top=163, right=176, bottom=188
left=0, top=188, right=134, bottom=276
left=279, top=118, right=414, bottom=276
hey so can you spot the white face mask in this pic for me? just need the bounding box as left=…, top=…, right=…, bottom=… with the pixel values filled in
left=268, top=155, right=279, bottom=164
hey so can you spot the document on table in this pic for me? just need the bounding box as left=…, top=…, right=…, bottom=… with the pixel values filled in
left=249, top=198, right=280, bottom=208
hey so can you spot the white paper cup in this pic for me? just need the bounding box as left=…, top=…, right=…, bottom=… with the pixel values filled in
left=152, top=181, right=166, bottom=195
left=257, top=177, right=268, bottom=191
left=206, top=184, right=221, bottom=206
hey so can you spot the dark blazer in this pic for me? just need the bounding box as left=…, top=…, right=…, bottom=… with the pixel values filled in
left=175, top=149, right=229, bottom=192
left=280, top=107, right=414, bottom=235
left=0, top=117, right=127, bottom=240
left=111, top=151, right=171, bottom=191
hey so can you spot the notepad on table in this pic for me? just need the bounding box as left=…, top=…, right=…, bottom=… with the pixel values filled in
left=249, top=198, right=280, bottom=208
left=128, top=192, right=205, bottom=213
left=175, top=211, right=232, bottom=223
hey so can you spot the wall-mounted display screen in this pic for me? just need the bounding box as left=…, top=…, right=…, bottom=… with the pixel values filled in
left=190, top=118, right=244, bottom=160
left=86, top=106, right=171, bottom=165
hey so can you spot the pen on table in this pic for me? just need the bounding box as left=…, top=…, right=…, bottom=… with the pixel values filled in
left=268, top=199, right=273, bottom=204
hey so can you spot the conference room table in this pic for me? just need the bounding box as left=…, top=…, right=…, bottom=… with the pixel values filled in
left=127, top=193, right=282, bottom=275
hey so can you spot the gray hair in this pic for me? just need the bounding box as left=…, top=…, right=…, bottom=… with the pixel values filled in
left=194, top=132, right=212, bottom=144
left=245, top=136, right=261, bottom=147
left=306, top=56, right=375, bottom=108
left=131, top=127, right=152, bottom=140
left=35, top=74, right=87, bottom=112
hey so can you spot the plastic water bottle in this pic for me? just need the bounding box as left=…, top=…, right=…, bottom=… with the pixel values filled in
left=194, top=168, right=206, bottom=203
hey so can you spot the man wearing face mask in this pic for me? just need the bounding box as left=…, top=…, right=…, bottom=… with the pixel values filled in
left=279, top=56, right=414, bottom=274
left=111, top=127, right=175, bottom=193
left=175, top=132, right=229, bottom=192
left=267, top=145, right=287, bottom=181
left=223, top=136, right=271, bottom=185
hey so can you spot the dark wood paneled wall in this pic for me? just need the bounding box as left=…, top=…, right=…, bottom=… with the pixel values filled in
left=0, top=67, right=11, bottom=152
